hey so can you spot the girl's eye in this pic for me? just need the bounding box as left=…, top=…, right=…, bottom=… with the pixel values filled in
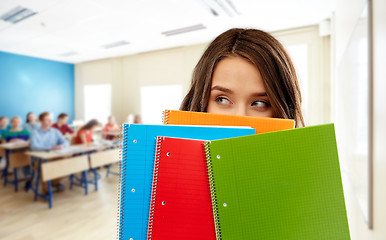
left=252, top=101, right=269, bottom=108
left=216, top=97, right=231, bottom=105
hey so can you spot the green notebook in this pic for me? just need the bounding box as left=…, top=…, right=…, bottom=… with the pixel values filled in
left=204, top=124, right=350, bottom=239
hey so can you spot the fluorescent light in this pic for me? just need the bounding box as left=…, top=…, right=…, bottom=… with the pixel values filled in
left=102, top=40, right=130, bottom=49
left=59, top=51, right=79, bottom=57
left=0, top=6, right=37, bottom=24
left=161, top=24, right=206, bottom=37
left=201, top=0, right=239, bottom=17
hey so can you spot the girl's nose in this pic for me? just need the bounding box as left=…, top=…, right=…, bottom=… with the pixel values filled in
left=234, top=105, right=248, bottom=116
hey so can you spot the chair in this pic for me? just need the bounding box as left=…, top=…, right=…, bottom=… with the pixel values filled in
left=89, top=149, right=120, bottom=191
left=0, top=147, right=5, bottom=158
left=4, top=152, right=31, bottom=192
left=41, top=155, right=89, bottom=208
left=0, top=147, right=5, bottom=179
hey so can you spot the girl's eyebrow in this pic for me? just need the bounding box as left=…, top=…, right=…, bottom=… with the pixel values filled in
left=211, top=85, right=234, bottom=94
left=251, top=92, right=268, bottom=97
left=212, top=85, right=268, bottom=97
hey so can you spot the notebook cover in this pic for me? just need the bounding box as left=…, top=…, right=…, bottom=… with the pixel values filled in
left=119, top=124, right=254, bottom=240
left=163, top=109, right=295, bottom=134
left=204, top=124, right=350, bottom=239
left=147, top=137, right=215, bottom=240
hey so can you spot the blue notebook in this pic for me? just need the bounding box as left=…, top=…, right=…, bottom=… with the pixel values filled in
left=119, top=124, right=255, bottom=240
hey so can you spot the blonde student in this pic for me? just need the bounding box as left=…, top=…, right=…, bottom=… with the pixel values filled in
left=1, top=116, right=30, bottom=143
left=180, top=28, right=304, bottom=128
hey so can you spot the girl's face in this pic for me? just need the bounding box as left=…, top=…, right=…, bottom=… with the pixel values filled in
left=207, top=56, right=274, bottom=117
left=108, top=117, right=114, bottom=124
left=0, top=118, right=8, bottom=128
left=28, top=113, right=36, bottom=123
left=11, top=117, right=21, bottom=129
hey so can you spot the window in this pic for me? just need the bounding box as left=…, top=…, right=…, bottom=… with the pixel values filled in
left=84, top=84, right=111, bottom=124
left=140, top=85, right=182, bottom=124
left=286, top=44, right=309, bottom=121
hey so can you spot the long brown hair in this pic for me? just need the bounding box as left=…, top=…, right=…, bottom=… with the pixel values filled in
left=180, top=28, right=305, bottom=127
left=79, top=119, right=99, bottom=131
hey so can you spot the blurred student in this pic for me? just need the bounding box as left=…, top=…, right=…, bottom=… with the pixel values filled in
left=0, top=116, right=11, bottom=138
left=30, top=112, right=69, bottom=151
left=75, top=119, right=99, bottom=144
left=29, top=112, right=69, bottom=193
left=52, top=113, right=74, bottom=136
left=23, top=112, right=40, bottom=133
left=134, top=114, right=142, bottom=124
left=1, top=116, right=31, bottom=178
left=126, top=114, right=134, bottom=124
left=1, top=116, right=30, bottom=144
left=102, top=116, right=119, bottom=140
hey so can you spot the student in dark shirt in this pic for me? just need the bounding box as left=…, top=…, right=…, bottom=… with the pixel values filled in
left=52, top=113, right=74, bottom=136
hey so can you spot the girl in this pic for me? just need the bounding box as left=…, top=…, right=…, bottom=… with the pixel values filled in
left=23, top=112, right=40, bottom=133
left=180, top=28, right=304, bottom=128
left=102, top=115, right=119, bottom=140
left=75, top=119, right=99, bottom=144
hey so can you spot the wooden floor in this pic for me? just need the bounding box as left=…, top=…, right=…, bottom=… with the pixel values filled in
left=0, top=166, right=119, bottom=240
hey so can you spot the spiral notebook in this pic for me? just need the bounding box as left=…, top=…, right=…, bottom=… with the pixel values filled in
left=163, top=109, right=295, bottom=134
left=147, top=137, right=215, bottom=240
left=119, top=124, right=254, bottom=240
left=204, top=124, right=350, bottom=239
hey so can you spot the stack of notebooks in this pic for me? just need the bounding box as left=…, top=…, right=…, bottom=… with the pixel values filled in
left=119, top=110, right=350, bottom=240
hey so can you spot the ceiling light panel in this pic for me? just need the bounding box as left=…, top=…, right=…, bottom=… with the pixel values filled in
left=161, top=24, right=207, bottom=36
left=0, top=6, right=37, bottom=24
left=59, top=51, right=78, bottom=57
left=102, top=40, right=130, bottom=49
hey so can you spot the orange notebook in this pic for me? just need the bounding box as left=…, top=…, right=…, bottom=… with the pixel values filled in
left=163, top=110, right=295, bottom=134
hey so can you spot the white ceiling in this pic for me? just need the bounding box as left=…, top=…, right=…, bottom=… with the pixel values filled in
left=0, top=0, right=335, bottom=63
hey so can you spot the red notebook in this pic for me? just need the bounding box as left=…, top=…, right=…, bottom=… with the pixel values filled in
left=147, top=136, right=216, bottom=240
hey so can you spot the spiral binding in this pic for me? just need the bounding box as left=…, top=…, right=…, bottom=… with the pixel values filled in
left=204, top=141, right=222, bottom=240
left=118, top=124, right=129, bottom=240
left=162, top=109, right=170, bottom=124
left=147, top=136, right=163, bottom=240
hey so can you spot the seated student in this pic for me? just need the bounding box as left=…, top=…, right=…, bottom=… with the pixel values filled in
left=134, top=114, right=142, bottom=124
left=30, top=112, right=69, bottom=151
left=1, top=116, right=31, bottom=178
left=125, top=114, right=134, bottom=124
left=30, top=112, right=69, bottom=193
left=1, top=116, right=30, bottom=144
left=0, top=116, right=11, bottom=139
left=52, top=113, right=74, bottom=136
left=23, top=112, right=40, bottom=134
left=102, top=116, right=119, bottom=140
left=75, top=119, right=99, bottom=144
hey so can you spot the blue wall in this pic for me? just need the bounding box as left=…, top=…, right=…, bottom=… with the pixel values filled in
left=0, top=51, right=74, bottom=123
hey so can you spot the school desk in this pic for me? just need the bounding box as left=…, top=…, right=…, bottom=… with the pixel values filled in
left=25, top=141, right=120, bottom=208
left=0, top=141, right=30, bottom=192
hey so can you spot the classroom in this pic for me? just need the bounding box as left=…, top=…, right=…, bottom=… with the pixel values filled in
left=0, top=0, right=385, bottom=239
